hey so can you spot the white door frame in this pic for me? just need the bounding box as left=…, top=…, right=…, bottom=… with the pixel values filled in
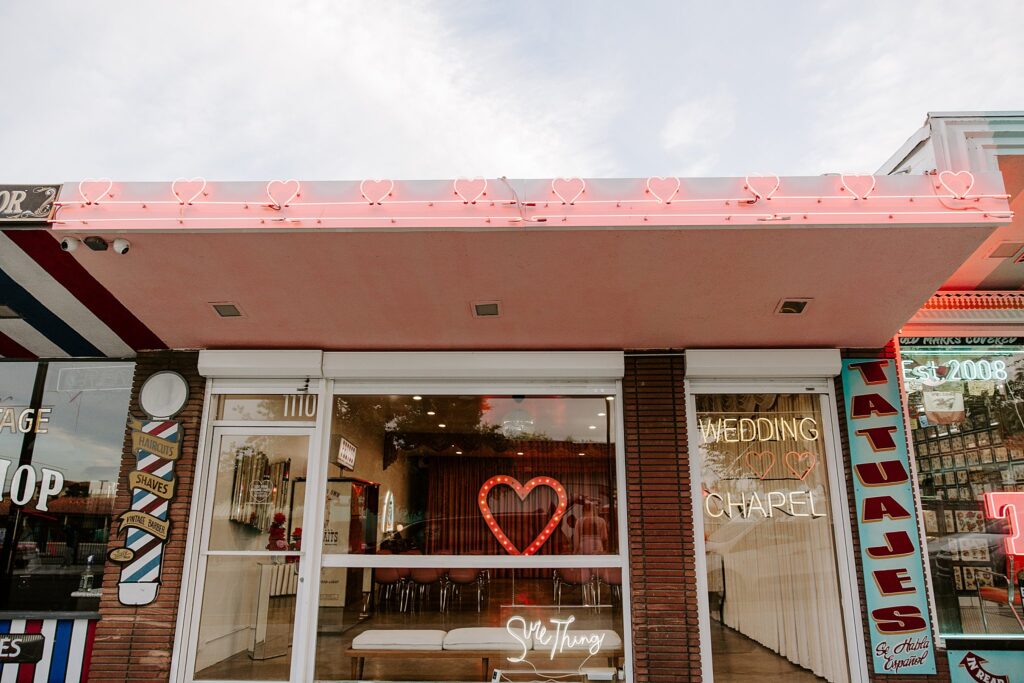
left=684, top=377, right=868, bottom=683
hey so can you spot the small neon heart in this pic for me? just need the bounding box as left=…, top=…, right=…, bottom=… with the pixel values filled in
left=744, top=174, right=780, bottom=201
left=784, top=451, right=817, bottom=481
left=171, top=177, right=207, bottom=205
left=744, top=450, right=776, bottom=479
left=646, top=176, right=680, bottom=204
left=840, top=174, right=876, bottom=200
left=78, top=178, right=113, bottom=205
left=266, top=179, right=301, bottom=209
left=360, top=179, right=394, bottom=205
left=551, top=177, right=586, bottom=205
left=454, top=177, right=487, bottom=204
left=477, top=475, right=568, bottom=556
left=937, top=170, right=975, bottom=199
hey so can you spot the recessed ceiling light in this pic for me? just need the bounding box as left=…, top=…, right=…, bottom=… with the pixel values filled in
left=588, top=425, right=597, bottom=430
left=472, top=301, right=501, bottom=318
left=412, top=396, right=422, bottom=401
left=605, top=396, right=614, bottom=401
left=211, top=302, right=243, bottom=318
left=0, top=304, right=20, bottom=319
left=775, top=298, right=812, bottom=315
left=427, top=410, right=436, bottom=416
left=517, top=451, right=524, bottom=456
left=598, top=412, right=606, bottom=417
left=438, top=423, right=446, bottom=428
left=456, top=450, right=463, bottom=455
left=578, top=452, right=585, bottom=456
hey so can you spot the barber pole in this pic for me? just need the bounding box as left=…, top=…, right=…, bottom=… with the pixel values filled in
left=109, top=419, right=181, bottom=606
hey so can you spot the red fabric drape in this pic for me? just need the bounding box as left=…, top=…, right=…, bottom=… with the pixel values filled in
left=425, top=442, right=617, bottom=575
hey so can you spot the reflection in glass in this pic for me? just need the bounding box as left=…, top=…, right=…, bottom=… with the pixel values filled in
left=314, top=566, right=625, bottom=681
left=324, top=395, right=618, bottom=556
left=216, top=394, right=318, bottom=422
left=696, top=394, right=849, bottom=683
left=208, top=434, right=309, bottom=552
left=902, top=345, right=1024, bottom=636
left=195, top=556, right=300, bottom=680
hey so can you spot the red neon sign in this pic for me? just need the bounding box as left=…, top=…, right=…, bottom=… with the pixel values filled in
left=983, top=492, right=1024, bottom=558
left=478, top=475, right=568, bottom=556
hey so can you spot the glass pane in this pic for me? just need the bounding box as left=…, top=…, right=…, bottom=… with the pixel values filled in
left=194, top=555, right=300, bottom=680
left=2, top=361, right=131, bottom=612
left=695, top=394, right=849, bottom=683
left=208, top=433, right=309, bottom=552
left=0, top=362, right=37, bottom=484
left=215, top=394, right=318, bottom=422
left=324, top=395, right=618, bottom=555
left=901, top=344, right=1024, bottom=637
left=314, top=564, right=625, bottom=681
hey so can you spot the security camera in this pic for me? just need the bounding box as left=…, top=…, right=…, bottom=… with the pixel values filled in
left=112, top=238, right=131, bottom=255
left=60, top=237, right=80, bottom=252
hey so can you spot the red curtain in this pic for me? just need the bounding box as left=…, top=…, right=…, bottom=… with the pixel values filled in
left=425, top=441, right=617, bottom=574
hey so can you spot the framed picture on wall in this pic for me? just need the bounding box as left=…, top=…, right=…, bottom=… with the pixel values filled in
left=964, top=433, right=978, bottom=449
left=923, top=509, right=939, bottom=534
left=982, top=449, right=995, bottom=464
left=954, top=453, right=967, bottom=468
left=964, top=567, right=977, bottom=591
left=954, top=566, right=963, bottom=591
left=943, top=455, right=955, bottom=469
left=940, top=439, right=952, bottom=454
left=967, top=451, right=981, bottom=467
left=979, top=431, right=991, bottom=446
left=952, top=435, right=964, bottom=450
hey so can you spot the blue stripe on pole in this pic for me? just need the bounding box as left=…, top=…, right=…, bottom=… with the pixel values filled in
left=48, top=619, right=72, bottom=683
left=124, top=551, right=162, bottom=582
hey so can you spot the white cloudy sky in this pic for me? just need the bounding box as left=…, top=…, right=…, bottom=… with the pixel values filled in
left=3, top=1, right=1023, bottom=182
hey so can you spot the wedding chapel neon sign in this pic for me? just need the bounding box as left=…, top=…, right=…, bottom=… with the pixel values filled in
left=478, top=475, right=567, bottom=556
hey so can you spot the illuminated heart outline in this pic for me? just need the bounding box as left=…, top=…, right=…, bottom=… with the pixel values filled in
left=744, top=174, right=780, bottom=201
left=784, top=450, right=817, bottom=481
left=359, top=178, right=394, bottom=205
left=551, top=177, right=586, bottom=205
left=646, top=176, right=680, bottom=204
left=78, top=178, right=113, bottom=205
left=478, top=475, right=568, bottom=556
left=454, top=177, right=487, bottom=204
left=743, top=450, right=776, bottom=480
left=840, top=174, right=875, bottom=200
left=266, top=179, right=301, bottom=209
left=938, top=170, right=975, bottom=199
left=171, top=177, right=207, bottom=205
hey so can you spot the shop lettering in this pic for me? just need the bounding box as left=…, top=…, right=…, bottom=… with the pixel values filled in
left=0, top=638, right=21, bottom=658
left=0, top=633, right=43, bottom=664
left=698, top=416, right=818, bottom=443
left=874, top=636, right=932, bottom=674
left=0, top=407, right=50, bottom=433
left=0, top=459, right=64, bottom=512
left=843, top=358, right=935, bottom=673
left=505, top=615, right=604, bottom=663
left=704, top=489, right=826, bottom=518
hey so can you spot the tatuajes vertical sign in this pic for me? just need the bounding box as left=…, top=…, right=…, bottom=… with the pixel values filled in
left=108, top=419, right=181, bottom=605
left=842, top=359, right=936, bottom=674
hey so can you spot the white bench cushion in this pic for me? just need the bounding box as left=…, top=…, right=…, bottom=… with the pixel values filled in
left=443, top=627, right=527, bottom=651
left=352, top=629, right=446, bottom=651
left=544, top=629, right=621, bottom=651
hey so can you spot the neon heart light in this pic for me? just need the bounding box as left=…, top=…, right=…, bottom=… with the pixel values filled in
left=646, top=176, right=680, bottom=204
left=478, top=475, right=568, bottom=556
left=744, top=174, right=780, bottom=201
left=784, top=450, right=817, bottom=481
left=360, top=179, right=394, bottom=205
left=551, top=177, right=585, bottom=205
left=937, top=170, right=975, bottom=199
left=744, top=450, right=775, bottom=479
left=171, top=177, right=207, bottom=205
left=454, top=177, right=487, bottom=204
left=78, top=178, right=113, bottom=205
left=840, top=174, right=876, bottom=200
left=266, top=179, right=301, bottom=209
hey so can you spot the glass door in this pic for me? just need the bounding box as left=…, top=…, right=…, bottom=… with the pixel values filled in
left=189, top=427, right=317, bottom=681
left=691, top=391, right=856, bottom=683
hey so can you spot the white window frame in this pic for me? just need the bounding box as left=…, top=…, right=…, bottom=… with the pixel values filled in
left=685, top=375, right=868, bottom=683
left=171, top=352, right=632, bottom=683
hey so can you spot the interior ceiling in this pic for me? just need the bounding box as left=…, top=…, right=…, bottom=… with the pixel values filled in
left=62, top=222, right=995, bottom=350
left=942, top=154, right=1024, bottom=290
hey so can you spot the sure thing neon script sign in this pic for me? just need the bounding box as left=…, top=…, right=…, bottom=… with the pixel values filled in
left=505, top=615, right=605, bottom=663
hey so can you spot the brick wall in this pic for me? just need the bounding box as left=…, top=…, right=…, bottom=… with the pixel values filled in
left=623, top=354, right=702, bottom=682
left=836, top=349, right=952, bottom=683
left=91, top=351, right=203, bottom=681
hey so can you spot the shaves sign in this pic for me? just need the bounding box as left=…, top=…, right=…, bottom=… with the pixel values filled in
left=505, top=615, right=605, bottom=663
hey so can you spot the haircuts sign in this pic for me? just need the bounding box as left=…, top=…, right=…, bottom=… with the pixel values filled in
left=843, top=359, right=936, bottom=674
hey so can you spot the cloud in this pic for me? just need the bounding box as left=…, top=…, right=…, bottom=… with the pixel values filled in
left=660, top=92, right=736, bottom=176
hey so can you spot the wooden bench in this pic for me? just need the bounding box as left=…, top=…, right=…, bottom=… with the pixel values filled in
left=346, top=647, right=624, bottom=680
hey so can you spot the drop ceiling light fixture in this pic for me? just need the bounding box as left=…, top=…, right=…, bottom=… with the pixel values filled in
left=472, top=301, right=501, bottom=318
left=775, top=298, right=812, bottom=315
left=211, top=302, right=243, bottom=318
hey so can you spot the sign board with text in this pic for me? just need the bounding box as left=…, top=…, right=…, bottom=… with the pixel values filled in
left=0, top=185, right=58, bottom=222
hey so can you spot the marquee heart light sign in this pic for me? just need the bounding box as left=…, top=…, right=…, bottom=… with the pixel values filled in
left=478, top=475, right=568, bottom=556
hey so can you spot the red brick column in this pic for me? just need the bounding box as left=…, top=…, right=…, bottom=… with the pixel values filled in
left=91, top=351, right=204, bottom=681
left=623, top=354, right=702, bottom=682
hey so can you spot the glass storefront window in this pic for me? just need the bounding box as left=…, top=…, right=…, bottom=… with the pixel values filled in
left=0, top=361, right=133, bottom=612
left=901, top=341, right=1024, bottom=637
left=695, top=393, right=850, bottom=683
left=215, top=394, right=318, bottom=422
